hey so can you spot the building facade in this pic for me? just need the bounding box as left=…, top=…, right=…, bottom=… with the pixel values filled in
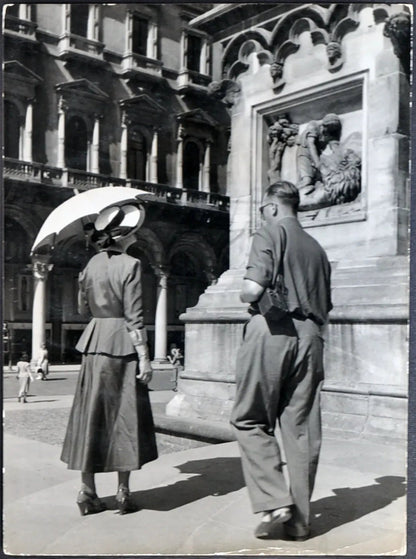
left=3, top=3, right=411, bottom=441
left=3, top=3, right=230, bottom=364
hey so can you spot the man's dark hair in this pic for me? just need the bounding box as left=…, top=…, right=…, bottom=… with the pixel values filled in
left=266, top=181, right=300, bottom=210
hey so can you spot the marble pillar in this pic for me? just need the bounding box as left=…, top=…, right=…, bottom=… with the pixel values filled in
left=120, top=116, right=128, bottom=179
left=150, top=129, right=158, bottom=184
left=153, top=267, right=169, bottom=362
left=23, top=101, right=33, bottom=163
left=91, top=115, right=100, bottom=174
left=57, top=100, right=66, bottom=169
left=31, top=257, right=53, bottom=364
left=176, top=126, right=184, bottom=189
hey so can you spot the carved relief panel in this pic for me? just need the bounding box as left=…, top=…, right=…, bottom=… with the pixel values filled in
left=254, top=75, right=365, bottom=229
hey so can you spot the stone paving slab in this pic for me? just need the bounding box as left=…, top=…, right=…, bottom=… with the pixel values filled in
left=3, top=428, right=406, bottom=556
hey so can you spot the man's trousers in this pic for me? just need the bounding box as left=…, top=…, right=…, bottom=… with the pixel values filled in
left=230, top=314, right=325, bottom=534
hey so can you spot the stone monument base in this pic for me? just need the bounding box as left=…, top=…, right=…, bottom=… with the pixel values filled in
left=166, top=257, right=408, bottom=443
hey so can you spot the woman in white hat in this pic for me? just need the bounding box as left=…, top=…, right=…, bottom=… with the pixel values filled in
left=61, top=203, right=157, bottom=515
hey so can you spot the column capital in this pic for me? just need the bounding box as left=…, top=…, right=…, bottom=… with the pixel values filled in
left=152, top=264, right=170, bottom=278
left=58, top=97, right=69, bottom=112
left=31, top=256, right=54, bottom=280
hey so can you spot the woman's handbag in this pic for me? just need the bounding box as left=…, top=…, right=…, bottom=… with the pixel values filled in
left=257, top=226, right=289, bottom=321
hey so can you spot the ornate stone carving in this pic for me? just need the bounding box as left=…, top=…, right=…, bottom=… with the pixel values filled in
left=32, top=259, right=53, bottom=280
left=326, top=40, right=343, bottom=71
left=208, top=79, right=241, bottom=107
left=267, top=117, right=299, bottom=183
left=383, top=12, right=411, bottom=77
left=267, top=113, right=362, bottom=210
left=296, top=113, right=361, bottom=210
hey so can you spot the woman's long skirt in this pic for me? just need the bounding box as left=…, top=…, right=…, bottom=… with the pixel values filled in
left=61, top=353, right=158, bottom=473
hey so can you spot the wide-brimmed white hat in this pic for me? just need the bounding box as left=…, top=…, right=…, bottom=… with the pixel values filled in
left=94, top=203, right=145, bottom=240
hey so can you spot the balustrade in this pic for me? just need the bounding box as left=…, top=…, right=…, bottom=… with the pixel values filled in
left=3, top=158, right=229, bottom=212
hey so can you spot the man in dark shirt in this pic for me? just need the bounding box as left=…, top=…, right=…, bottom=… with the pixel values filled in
left=230, top=181, right=332, bottom=541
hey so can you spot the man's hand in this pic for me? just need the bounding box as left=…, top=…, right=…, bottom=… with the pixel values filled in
left=136, top=355, right=153, bottom=385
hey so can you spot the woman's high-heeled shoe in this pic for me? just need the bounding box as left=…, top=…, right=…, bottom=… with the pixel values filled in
left=76, top=490, right=106, bottom=516
left=115, top=486, right=138, bottom=515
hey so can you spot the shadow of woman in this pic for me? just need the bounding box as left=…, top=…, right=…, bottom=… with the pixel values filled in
left=102, top=456, right=245, bottom=512
left=311, top=476, right=406, bottom=537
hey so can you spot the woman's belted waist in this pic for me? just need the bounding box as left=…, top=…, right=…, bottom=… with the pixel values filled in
left=91, top=315, right=124, bottom=319
left=76, top=317, right=137, bottom=356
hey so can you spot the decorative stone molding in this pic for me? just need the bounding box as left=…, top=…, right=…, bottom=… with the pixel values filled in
left=326, top=40, right=343, bottom=72
left=267, top=117, right=299, bottom=183
left=207, top=79, right=241, bottom=107
left=222, top=31, right=272, bottom=80
left=32, top=258, right=54, bottom=280
left=383, top=12, right=411, bottom=78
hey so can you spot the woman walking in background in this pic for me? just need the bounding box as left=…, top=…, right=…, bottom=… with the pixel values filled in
left=61, top=203, right=158, bottom=516
left=16, top=352, right=34, bottom=403
left=36, top=342, right=49, bottom=380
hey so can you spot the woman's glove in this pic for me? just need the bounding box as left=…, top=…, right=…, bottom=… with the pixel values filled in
left=129, top=328, right=153, bottom=385
left=137, top=353, right=153, bottom=385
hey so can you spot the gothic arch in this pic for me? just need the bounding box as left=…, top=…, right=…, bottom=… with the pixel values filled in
left=222, top=29, right=272, bottom=79
left=5, top=204, right=43, bottom=242
left=133, top=226, right=166, bottom=271
left=169, top=233, right=217, bottom=284
left=270, top=5, right=328, bottom=53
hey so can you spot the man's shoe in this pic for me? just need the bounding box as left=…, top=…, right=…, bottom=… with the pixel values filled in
left=254, top=507, right=292, bottom=539
left=282, top=531, right=311, bottom=542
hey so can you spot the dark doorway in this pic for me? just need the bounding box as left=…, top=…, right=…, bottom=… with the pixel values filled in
left=183, top=141, right=200, bottom=190
left=70, top=4, right=89, bottom=37
left=127, top=133, right=147, bottom=180
left=65, top=116, right=88, bottom=170
left=4, top=100, right=20, bottom=159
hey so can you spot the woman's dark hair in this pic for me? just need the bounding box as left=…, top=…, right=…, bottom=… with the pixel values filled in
left=266, top=181, right=300, bottom=210
left=91, top=229, right=115, bottom=250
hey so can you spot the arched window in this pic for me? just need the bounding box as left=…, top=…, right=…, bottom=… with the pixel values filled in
left=65, top=116, right=88, bottom=170
left=70, top=4, right=89, bottom=37
left=4, top=100, right=20, bottom=159
left=4, top=218, right=30, bottom=263
left=127, top=130, right=147, bottom=180
left=183, top=141, right=200, bottom=190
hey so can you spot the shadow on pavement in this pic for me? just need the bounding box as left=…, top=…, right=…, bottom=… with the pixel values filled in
left=311, top=475, right=406, bottom=536
left=38, top=377, right=68, bottom=381
left=101, top=456, right=245, bottom=512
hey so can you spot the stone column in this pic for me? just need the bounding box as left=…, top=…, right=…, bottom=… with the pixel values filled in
left=31, top=257, right=53, bottom=364
left=202, top=140, right=211, bottom=192
left=57, top=99, right=66, bottom=168
left=87, top=4, right=100, bottom=41
left=23, top=101, right=33, bottom=162
left=91, top=114, right=100, bottom=174
left=153, top=266, right=169, bottom=362
left=150, top=128, right=158, bottom=183
left=120, top=114, right=128, bottom=179
left=175, top=124, right=184, bottom=188
left=62, top=3, right=70, bottom=34
left=19, top=3, right=30, bottom=20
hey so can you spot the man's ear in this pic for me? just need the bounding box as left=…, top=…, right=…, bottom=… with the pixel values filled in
left=272, top=203, right=279, bottom=216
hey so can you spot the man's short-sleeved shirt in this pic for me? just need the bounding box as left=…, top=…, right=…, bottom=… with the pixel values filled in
left=245, top=216, right=332, bottom=325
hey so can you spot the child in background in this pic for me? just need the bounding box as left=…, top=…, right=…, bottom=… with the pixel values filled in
left=16, top=353, right=34, bottom=403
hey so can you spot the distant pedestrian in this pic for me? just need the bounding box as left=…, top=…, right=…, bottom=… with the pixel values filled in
left=61, top=203, right=157, bottom=516
left=16, top=352, right=34, bottom=403
left=231, top=181, right=332, bottom=541
left=36, top=342, right=49, bottom=380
